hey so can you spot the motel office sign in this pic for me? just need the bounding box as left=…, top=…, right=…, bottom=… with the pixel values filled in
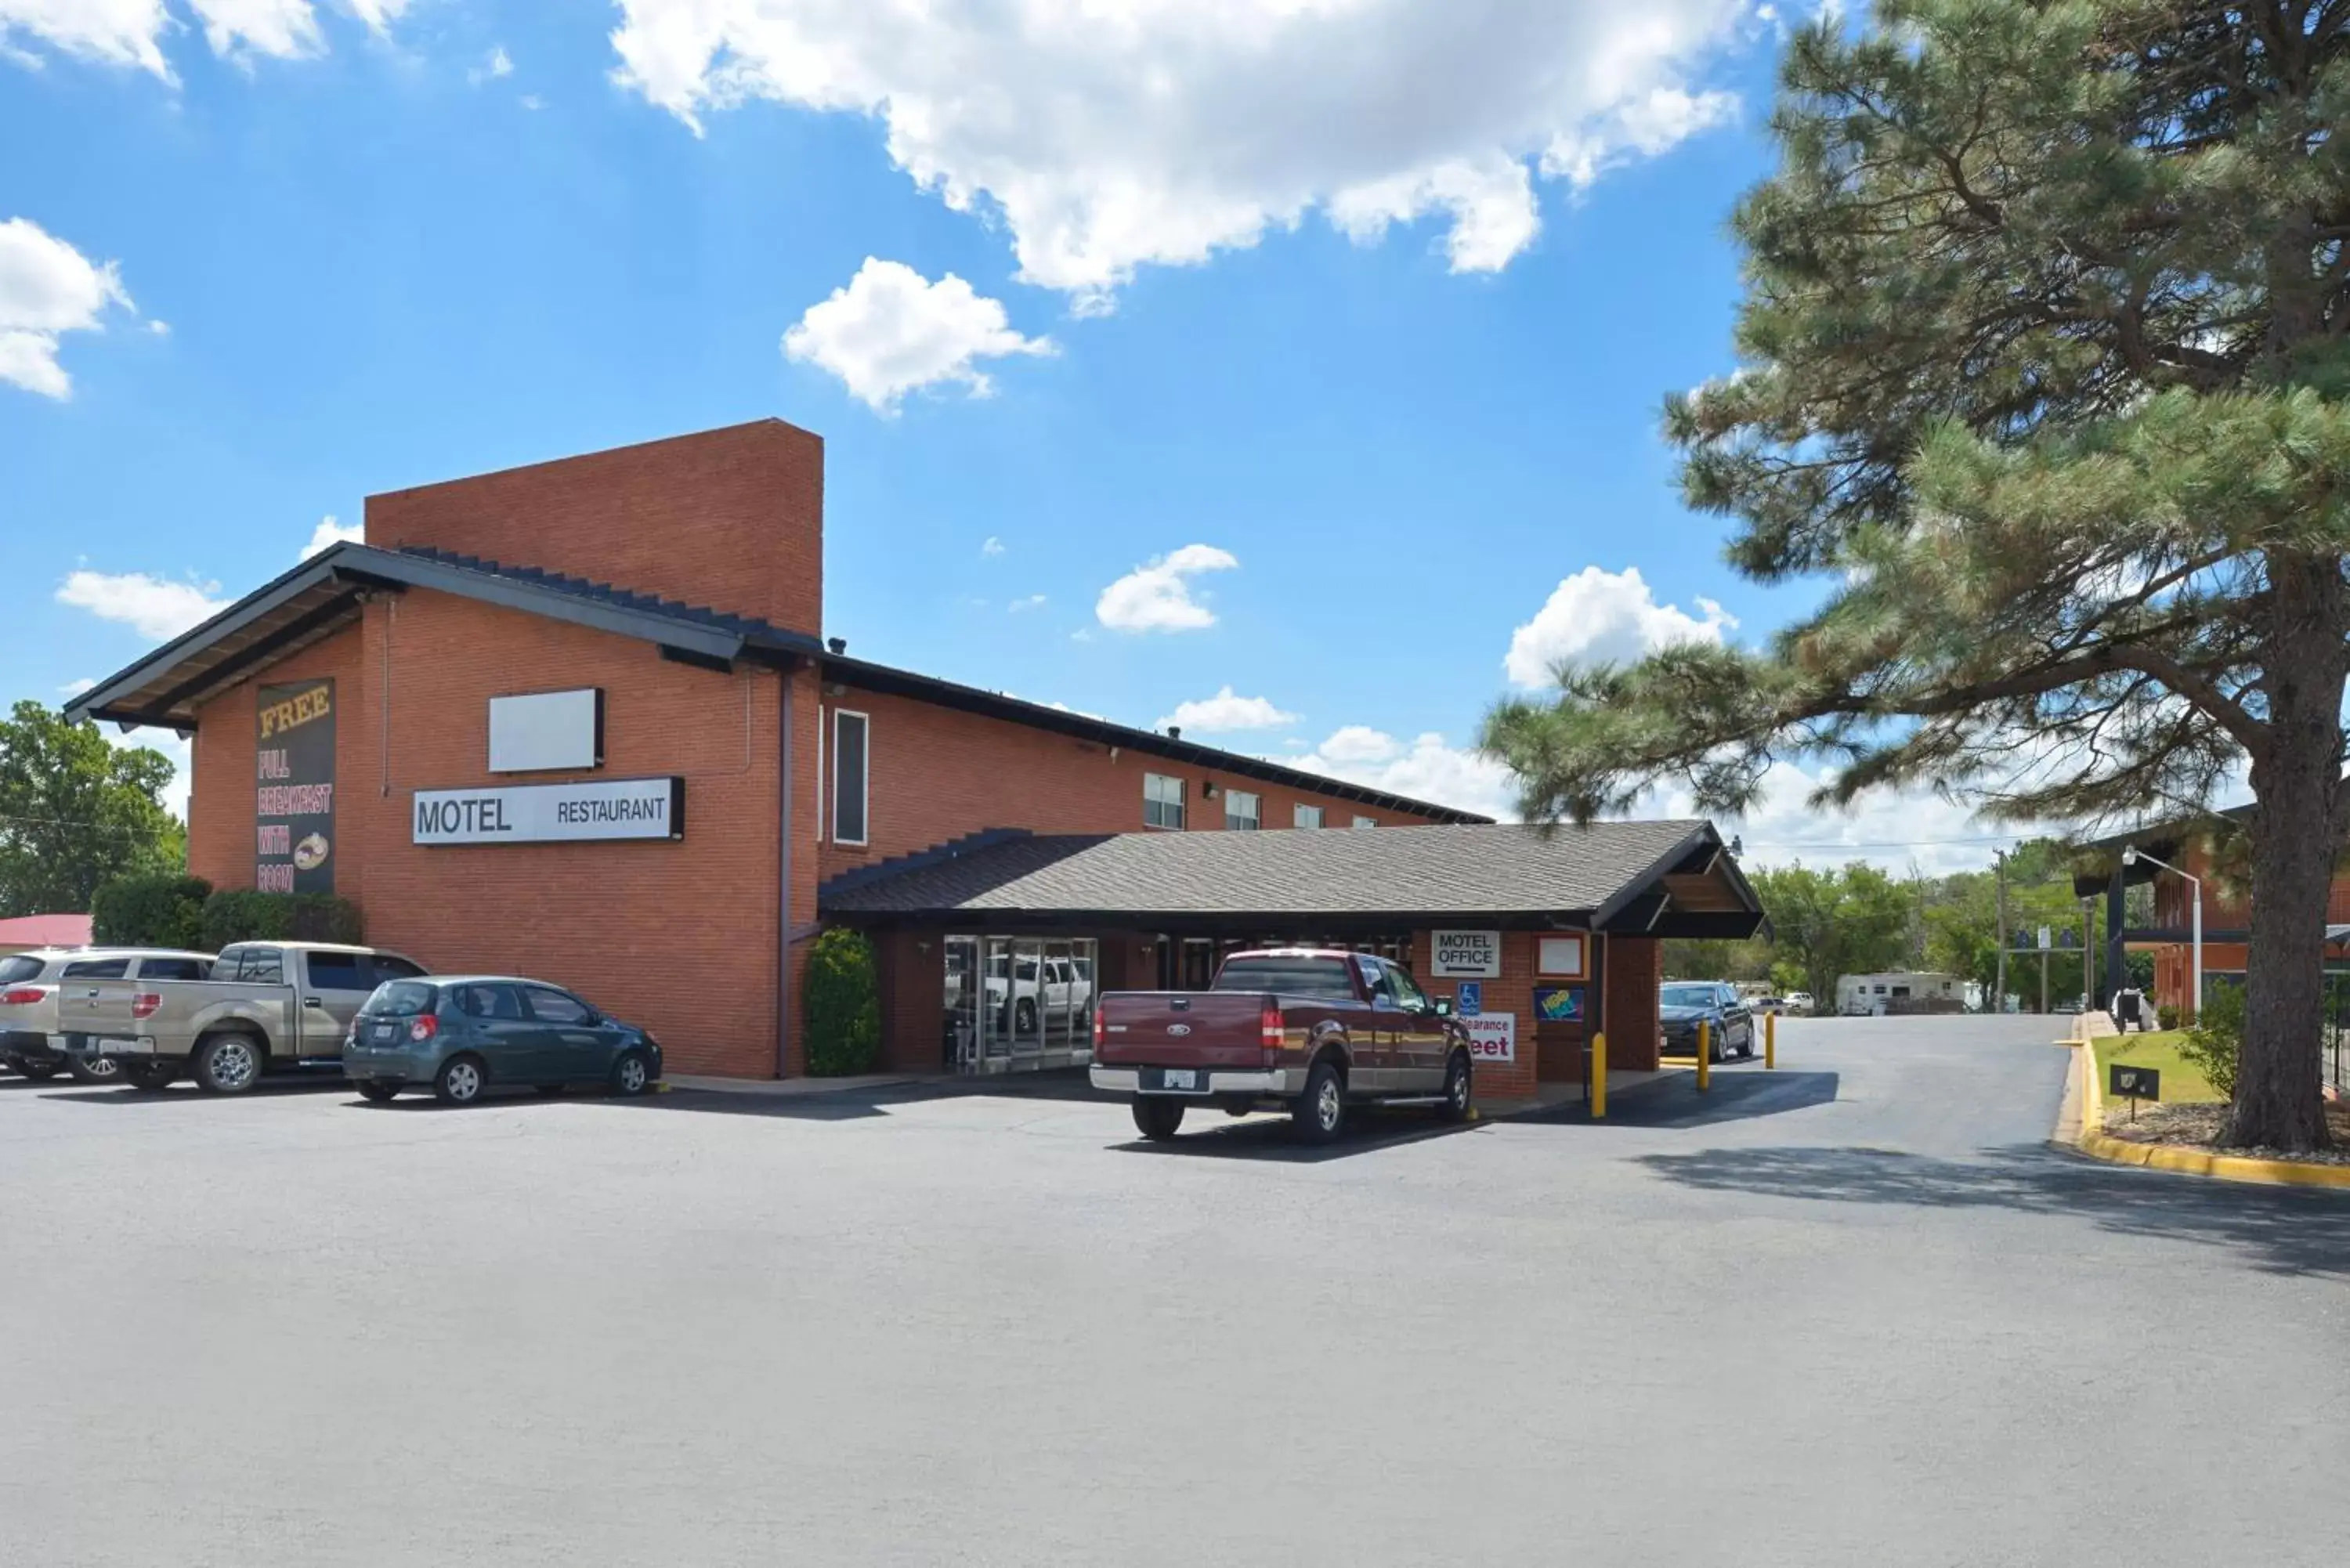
left=413, top=777, right=686, bottom=845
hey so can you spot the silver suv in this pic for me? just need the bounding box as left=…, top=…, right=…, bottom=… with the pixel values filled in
left=0, top=947, right=217, bottom=1082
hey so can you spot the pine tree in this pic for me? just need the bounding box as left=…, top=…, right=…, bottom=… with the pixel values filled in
left=1482, top=0, right=2349, bottom=1149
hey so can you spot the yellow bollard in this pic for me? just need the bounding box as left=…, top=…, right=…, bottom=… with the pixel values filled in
left=1590, top=1030, right=1607, bottom=1119
left=1696, top=1018, right=1712, bottom=1092
left=1766, top=1011, right=1777, bottom=1070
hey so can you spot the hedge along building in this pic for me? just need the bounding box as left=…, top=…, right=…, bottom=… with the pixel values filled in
left=66, top=421, right=1765, bottom=1089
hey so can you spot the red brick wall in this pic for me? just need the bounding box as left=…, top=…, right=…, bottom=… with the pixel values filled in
left=810, top=687, right=1435, bottom=880
left=363, top=419, right=825, bottom=638
left=1603, top=935, right=1662, bottom=1072
left=191, top=591, right=790, bottom=1079
left=1411, top=927, right=1539, bottom=1102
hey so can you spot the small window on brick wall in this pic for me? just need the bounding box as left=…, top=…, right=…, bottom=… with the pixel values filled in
left=1294, top=804, right=1324, bottom=829
left=1144, top=772, right=1186, bottom=829
left=1224, top=790, right=1260, bottom=830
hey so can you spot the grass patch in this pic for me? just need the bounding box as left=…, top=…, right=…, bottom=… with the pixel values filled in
left=2094, top=1031, right=2222, bottom=1104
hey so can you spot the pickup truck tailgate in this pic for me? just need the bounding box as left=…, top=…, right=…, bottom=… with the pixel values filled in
left=1096, top=992, right=1270, bottom=1068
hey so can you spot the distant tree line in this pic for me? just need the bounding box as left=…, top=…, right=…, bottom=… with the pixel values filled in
left=1665, top=842, right=2148, bottom=1013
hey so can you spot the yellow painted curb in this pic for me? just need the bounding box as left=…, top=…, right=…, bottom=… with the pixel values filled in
left=2072, top=1042, right=2350, bottom=1190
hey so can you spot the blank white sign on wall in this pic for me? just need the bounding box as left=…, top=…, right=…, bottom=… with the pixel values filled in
left=488, top=688, right=604, bottom=773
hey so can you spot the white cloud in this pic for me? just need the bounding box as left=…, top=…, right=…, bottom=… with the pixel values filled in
left=1288, top=728, right=1518, bottom=822
left=56, top=569, right=225, bottom=639
left=0, top=0, right=174, bottom=75
left=1503, top=565, right=1737, bottom=688
left=302, top=514, right=362, bottom=558
left=1542, top=86, right=1741, bottom=187
left=981, top=535, right=1005, bottom=557
left=1158, top=686, right=1298, bottom=735
left=0, top=0, right=407, bottom=79
left=1656, top=761, right=2008, bottom=876
left=0, top=216, right=133, bottom=399
left=146, top=317, right=169, bottom=335
left=469, top=42, right=512, bottom=82
left=59, top=676, right=96, bottom=697
left=782, top=256, right=1054, bottom=413
left=1317, top=724, right=1402, bottom=764
left=609, top=0, right=1753, bottom=306
left=1007, top=593, right=1048, bottom=613
left=518, top=92, right=543, bottom=110
left=184, top=0, right=320, bottom=62
left=1095, top=544, right=1238, bottom=634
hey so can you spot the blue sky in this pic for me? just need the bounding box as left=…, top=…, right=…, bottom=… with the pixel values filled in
left=0, top=0, right=2020, bottom=869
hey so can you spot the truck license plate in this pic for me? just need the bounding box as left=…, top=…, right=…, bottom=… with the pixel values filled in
left=1160, top=1068, right=1198, bottom=1091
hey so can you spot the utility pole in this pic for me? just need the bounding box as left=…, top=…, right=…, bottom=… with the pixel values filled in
left=1994, top=849, right=2008, bottom=1016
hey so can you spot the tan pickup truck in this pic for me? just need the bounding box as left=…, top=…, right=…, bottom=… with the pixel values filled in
left=70, top=941, right=428, bottom=1093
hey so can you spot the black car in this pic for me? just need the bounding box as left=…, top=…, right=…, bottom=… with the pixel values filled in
left=1658, top=981, right=1755, bottom=1062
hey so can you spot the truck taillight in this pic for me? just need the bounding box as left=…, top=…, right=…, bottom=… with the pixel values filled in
left=1092, top=1008, right=1105, bottom=1049
left=1261, top=1002, right=1282, bottom=1064
left=0, top=987, right=44, bottom=1006
left=409, top=1015, right=439, bottom=1042
left=131, top=992, right=162, bottom=1021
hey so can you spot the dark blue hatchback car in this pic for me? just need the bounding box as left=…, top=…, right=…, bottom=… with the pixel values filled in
left=343, top=976, right=663, bottom=1104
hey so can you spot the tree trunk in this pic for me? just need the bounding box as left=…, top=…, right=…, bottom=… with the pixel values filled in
left=2227, top=555, right=2346, bottom=1151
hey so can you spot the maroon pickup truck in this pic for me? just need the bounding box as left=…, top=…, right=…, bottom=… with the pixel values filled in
left=1089, top=947, right=1473, bottom=1143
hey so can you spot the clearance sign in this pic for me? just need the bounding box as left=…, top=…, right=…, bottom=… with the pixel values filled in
left=255, top=679, right=335, bottom=894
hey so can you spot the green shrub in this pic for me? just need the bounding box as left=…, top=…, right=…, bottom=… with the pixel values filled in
left=2156, top=1003, right=2181, bottom=1031
left=199, top=890, right=364, bottom=952
left=2179, top=983, right=2244, bottom=1101
left=91, top=874, right=213, bottom=950
left=804, top=927, right=881, bottom=1076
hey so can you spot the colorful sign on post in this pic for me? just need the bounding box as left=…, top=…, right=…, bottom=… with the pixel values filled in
left=1533, top=985, right=1585, bottom=1024
left=1431, top=929, right=1502, bottom=977
left=1463, top=1013, right=1516, bottom=1064
left=1456, top=981, right=1482, bottom=1017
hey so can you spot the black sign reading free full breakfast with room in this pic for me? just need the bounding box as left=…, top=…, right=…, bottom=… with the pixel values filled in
left=255, top=679, right=336, bottom=894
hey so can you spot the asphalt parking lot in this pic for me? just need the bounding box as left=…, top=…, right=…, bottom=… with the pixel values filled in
left=5, top=1016, right=2346, bottom=1567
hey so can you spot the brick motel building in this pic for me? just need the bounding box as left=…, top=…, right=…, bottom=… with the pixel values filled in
left=67, top=420, right=1765, bottom=1097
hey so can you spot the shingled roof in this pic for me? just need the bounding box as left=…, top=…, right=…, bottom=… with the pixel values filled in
left=820, top=820, right=1766, bottom=937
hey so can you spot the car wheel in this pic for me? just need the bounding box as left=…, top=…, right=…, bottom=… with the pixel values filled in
left=14, top=1058, right=61, bottom=1082
left=193, top=1032, right=264, bottom=1094
left=1131, top=1097, right=1185, bottom=1141
left=356, top=1081, right=401, bottom=1104
left=1292, top=1058, right=1347, bottom=1144
left=1014, top=999, right=1037, bottom=1035
left=65, top=1052, right=120, bottom=1083
left=121, top=1060, right=177, bottom=1091
left=1437, top=1050, right=1473, bottom=1122
left=608, top=1050, right=652, bottom=1097
left=434, top=1054, right=487, bottom=1106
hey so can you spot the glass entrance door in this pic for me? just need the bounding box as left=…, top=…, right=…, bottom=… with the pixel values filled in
left=964, top=934, right=1097, bottom=1074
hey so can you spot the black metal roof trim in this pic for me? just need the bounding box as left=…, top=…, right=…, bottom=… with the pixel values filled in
left=395, top=546, right=823, bottom=655
left=63, top=541, right=820, bottom=728
left=819, top=826, right=1040, bottom=903
left=814, top=652, right=1491, bottom=826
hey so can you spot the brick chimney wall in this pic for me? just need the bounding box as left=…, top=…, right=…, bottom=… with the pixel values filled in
left=363, top=419, right=824, bottom=637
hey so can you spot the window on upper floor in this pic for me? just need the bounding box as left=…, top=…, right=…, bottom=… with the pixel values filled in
left=1352, top=815, right=1376, bottom=829
left=1144, top=772, right=1186, bottom=829
left=833, top=710, right=870, bottom=846
left=1294, top=804, right=1324, bottom=829
left=1224, top=789, right=1260, bottom=830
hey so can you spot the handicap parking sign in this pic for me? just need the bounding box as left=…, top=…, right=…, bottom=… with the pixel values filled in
left=1457, top=981, right=1481, bottom=1017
